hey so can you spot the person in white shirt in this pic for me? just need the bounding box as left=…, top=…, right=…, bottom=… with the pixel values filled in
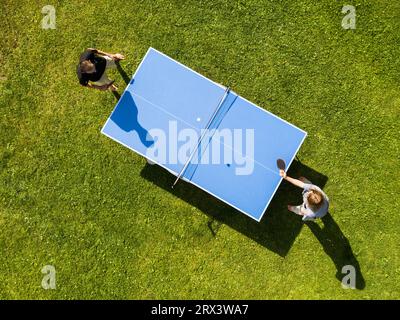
left=279, top=169, right=329, bottom=221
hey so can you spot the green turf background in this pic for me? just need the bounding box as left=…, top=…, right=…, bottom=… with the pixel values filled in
left=0, top=0, right=399, bottom=299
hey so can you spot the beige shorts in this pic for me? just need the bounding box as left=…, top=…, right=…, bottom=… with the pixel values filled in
left=92, top=56, right=116, bottom=86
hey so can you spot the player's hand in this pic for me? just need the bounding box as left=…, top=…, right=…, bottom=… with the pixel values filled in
left=279, top=169, right=287, bottom=178
left=113, top=53, right=125, bottom=61
left=109, top=84, right=118, bottom=92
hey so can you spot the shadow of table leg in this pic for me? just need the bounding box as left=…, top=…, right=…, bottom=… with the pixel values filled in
left=140, top=163, right=304, bottom=257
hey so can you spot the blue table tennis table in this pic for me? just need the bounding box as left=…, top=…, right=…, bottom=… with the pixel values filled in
left=102, top=47, right=307, bottom=221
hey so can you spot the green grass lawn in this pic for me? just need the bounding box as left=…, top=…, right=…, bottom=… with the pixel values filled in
left=1, top=0, right=399, bottom=299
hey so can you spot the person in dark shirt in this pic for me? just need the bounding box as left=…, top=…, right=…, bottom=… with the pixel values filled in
left=77, top=48, right=125, bottom=91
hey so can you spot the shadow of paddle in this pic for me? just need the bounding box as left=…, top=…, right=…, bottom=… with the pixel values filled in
left=305, top=214, right=366, bottom=289
left=140, top=159, right=327, bottom=257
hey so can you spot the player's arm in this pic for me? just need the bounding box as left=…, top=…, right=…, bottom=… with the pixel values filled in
left=90, top=48, right=111, bottom=57
left=279, top=170, right=305, bottom=189
left=299, top=208, right=308, bottom=216
left=88, top=48, right=125, bottom=60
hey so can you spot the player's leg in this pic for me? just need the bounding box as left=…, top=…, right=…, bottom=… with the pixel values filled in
left=104, top=55, right=117, bottom=69
left=92, top=72, right=117, bottom=91
left=102, top=56, right=118, bottom=90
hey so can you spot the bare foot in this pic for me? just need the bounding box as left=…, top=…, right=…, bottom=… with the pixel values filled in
left=109, top=84, right=118, bottom=92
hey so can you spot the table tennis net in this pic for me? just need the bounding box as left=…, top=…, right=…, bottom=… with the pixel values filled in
left=173, top=89, right=238, bottom=185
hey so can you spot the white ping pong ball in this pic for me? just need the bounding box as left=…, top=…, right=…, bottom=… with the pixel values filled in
left=196, top=117, right=201, bottom=122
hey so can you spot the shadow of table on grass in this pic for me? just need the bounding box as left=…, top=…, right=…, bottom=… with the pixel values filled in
left=140, top=159, right=325, bottom=257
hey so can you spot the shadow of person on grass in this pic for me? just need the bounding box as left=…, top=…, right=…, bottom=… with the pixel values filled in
left=305, top=214, right=366, bottom=289
left=140, top=157, right=365, bottom=287
left=116, top=61, right=131, bottom=85
left=111, top=61, right=131, bottom=101
left=105, top=60, right=366, bottom=286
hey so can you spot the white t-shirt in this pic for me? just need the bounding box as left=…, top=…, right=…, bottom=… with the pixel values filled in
left=301, top=184, right=329, bottom=220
